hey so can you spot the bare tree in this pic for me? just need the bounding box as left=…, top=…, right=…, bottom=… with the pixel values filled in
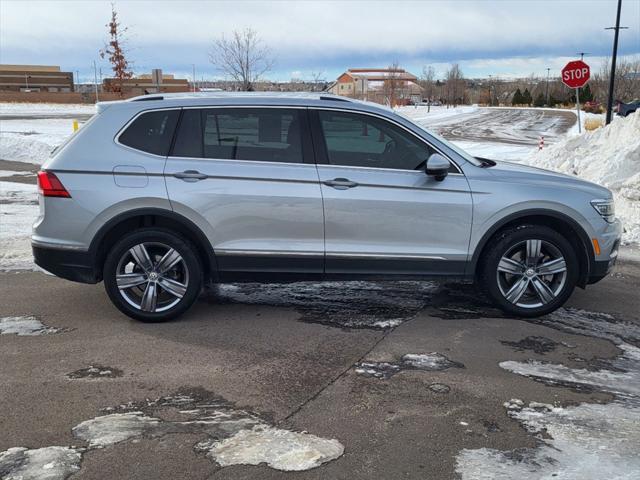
left=100, top=3, right=133, bottom=95
left=309, top=71, right=326, bottom=91
left=592, top=57, right=640, bottom=103
left=383, top=62, right=403, bottom=107
left=209, top=28, right=275, bottom=91
left=420, top=66, right=435, bottom=111
left=445, top=64, right=465, bottom=106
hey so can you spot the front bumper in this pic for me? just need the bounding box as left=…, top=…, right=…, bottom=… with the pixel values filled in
left=587, top=218, right=621, bottom=285
left=32, top=244, right=100, bottom=284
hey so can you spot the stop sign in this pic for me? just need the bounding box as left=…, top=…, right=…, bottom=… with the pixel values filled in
left=562, top=60, right=590, bottom=89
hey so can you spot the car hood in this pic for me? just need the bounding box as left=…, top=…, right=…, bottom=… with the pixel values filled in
left=484, top=159, right=612, bottom=198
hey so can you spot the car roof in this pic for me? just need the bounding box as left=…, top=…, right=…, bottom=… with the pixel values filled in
left=96, top=92, right=395, bottom=116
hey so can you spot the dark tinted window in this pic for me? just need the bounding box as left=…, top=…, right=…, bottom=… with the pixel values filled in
left=318, top=110, right=434, bottom=170
left=119, top=110, right=179, bottom=156
left=172, top=108, right=303, bottom=163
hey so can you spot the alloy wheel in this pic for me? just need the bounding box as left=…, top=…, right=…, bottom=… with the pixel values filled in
left=115, top=242, right=189, bottom=313
left=496, top=239, right=567, bottom=309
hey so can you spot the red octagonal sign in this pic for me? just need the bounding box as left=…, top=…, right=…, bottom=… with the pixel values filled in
left=562, top=60, right=590, bottom=89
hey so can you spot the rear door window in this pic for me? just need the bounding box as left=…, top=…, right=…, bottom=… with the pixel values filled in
left=118, top=110, right=179, bottom=156
left=171, top=108, right=304, bottom=163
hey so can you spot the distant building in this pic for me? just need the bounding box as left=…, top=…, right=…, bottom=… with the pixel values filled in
left=103, top=69, right=190, bottom=95
left=327, top=68, right=423, bottom=105
left=0, top=64, right=74, bottom=92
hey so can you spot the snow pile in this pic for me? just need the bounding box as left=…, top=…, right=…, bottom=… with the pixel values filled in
left=525, top=111, right=640, bottom=243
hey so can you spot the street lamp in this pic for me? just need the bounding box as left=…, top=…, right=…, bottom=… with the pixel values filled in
left=545, top=68, right=551, bottom=106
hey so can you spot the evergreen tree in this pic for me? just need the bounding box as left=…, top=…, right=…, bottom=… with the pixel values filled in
left=512, top=88, right=523, bottom=106
left=581, top=84, right=594, bottom=102
left=533, top=92, right=545, bottom=107
left=522, top=88, right=532, bottom=106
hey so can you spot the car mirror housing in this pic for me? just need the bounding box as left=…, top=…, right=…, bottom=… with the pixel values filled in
left=425, top=153, right=450, bottom=181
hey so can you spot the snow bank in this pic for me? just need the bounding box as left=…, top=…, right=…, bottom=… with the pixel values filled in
left=0, top=181, right=38, bottom=270
left=0, top=102, right=95, bottom=116
left=0, top=119, right=77, bottom=164
left=525, top=111, right=640, bottom=243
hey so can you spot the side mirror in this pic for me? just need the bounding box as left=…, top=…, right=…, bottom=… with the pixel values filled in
left=425, top=153, right=450, bottom=181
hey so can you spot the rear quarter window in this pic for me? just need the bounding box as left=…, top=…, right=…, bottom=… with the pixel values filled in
left=118, top=110, right=179, bottom=156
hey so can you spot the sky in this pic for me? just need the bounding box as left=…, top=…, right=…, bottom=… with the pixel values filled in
left=1, top=0, right=639, bottom=83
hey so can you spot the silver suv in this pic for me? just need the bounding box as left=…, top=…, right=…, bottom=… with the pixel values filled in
left=32, top=93, right=621, bottom=322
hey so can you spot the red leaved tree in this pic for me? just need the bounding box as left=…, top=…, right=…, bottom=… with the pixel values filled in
left=100, top=4, right=132, bottom=95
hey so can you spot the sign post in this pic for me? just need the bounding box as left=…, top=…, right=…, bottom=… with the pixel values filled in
left=561, top=60, right=590, bottom=134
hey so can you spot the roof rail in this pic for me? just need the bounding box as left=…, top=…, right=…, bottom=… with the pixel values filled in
left=130, top=95, right=164, bottom=102
left=319, top=95, right=352, bottom=102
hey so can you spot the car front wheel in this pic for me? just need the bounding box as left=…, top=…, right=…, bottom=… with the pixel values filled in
left=104, top=229, right=202, bottom=322
left=481, top=225, right=579, bottom=317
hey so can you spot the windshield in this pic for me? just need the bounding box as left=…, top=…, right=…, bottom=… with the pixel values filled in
left=410, top=120, right=483, bottom=166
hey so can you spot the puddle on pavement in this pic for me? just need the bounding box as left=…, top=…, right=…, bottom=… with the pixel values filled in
left=0, top=388, right=344, bottom=478
left=456, top=308, right=640, bottom=479
left=207, top=280, right=503, bottom=329
left=355, top=352, right=464, bottom=379
left=67, top=365, right=123, bottom=379
left=500, top=336, right=563, bottom=354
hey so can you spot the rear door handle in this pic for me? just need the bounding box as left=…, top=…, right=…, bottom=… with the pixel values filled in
left=323, top=178, right=358, bottom=190
left=173, top=170, right=208, bottom=182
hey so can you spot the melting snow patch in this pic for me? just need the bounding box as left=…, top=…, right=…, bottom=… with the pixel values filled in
left=0, top=316, right=63, bottom=336
left=67, top=365, right=123, bottom=379
left=457, top=308, right=640, bottom=479
left=356, top=352, right=464, bottom=379
left=0, top=446, right=81, bottom=480
left=72, top=412, right=164, bottom=448
left=402, top=353, right=464, bottom=370
left=66, top=389, right=344, bottom=472
left=456, top=400, right=640, bottom=480
left=202, top=425, right=344, bottom=471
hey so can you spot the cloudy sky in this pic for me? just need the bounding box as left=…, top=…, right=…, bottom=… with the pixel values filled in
left=1, top=0, right=638, bottom=82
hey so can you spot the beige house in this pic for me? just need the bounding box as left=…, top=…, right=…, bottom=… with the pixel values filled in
left=328, top=68, right=423, bottom=105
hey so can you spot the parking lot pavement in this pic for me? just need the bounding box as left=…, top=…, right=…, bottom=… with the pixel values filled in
left=1, top=251, right=639, bottom=479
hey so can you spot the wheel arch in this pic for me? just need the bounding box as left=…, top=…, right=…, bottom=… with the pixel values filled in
left=469, top=209, right=594, bottom=288
left=89, top=208, right=218, bottom=283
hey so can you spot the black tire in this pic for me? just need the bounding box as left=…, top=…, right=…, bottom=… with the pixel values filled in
left=479, top=224, right=579, bottom=317
left=103, top=228, right=202, bottom=322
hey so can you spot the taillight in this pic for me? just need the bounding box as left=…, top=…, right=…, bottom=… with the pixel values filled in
left=37, top=171, right=71, bottom=198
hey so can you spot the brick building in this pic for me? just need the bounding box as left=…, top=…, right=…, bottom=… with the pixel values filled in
left=0, top=64, right=74, bottom=92
left=103, top=70, right=190, bottom=95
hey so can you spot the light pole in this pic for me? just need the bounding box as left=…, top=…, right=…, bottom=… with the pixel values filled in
left=24, top=73, right=29, bottom=90
left=192, top=64, right=196, bottom=92
left=545, top=68, right=551, bottom=106
left=605, top=0, right=628, bottom=124
left=93, top=60, right=99, bottom=102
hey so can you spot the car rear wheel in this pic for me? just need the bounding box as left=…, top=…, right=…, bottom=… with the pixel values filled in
left=480, top=225, right=579, bottom=317
left=104, top=229, right=202, bottom=322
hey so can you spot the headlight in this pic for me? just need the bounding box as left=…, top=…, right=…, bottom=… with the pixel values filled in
left=591, top=199, right=615, bottom=223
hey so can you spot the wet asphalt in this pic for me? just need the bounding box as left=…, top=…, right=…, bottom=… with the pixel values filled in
left=1, top=248, right=639, bottom=479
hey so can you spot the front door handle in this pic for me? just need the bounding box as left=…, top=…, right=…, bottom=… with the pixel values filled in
left=323, top=178, right=358, bottom=190
left=173, top=170, right=208, bottom=182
